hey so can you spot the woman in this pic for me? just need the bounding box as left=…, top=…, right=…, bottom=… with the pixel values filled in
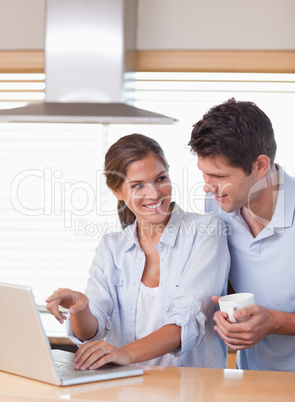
left=46, top=134, right=230, bottom=370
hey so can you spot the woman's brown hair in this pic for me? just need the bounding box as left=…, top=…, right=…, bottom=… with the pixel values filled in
left=104, top=134, right=169, bottom=229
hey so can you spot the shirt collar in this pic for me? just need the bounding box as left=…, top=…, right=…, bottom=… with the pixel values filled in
left=159, top=202, right=184, bottom=247
left=121, top=221, right=138, bottom=252
left=270, top=165, right=295, bottom=231
left=121, top=202, right=185, bottom=252
left=230, top=165, right=295, bottom=232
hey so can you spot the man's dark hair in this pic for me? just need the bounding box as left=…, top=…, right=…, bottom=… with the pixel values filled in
left=188, top=98, right=277, bottom=175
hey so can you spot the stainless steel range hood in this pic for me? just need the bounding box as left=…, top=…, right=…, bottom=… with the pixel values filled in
left=0, top=0, right=176, bottom=124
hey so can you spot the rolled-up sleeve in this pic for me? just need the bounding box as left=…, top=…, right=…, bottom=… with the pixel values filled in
left=163, top=297, right=206, bottom=355
left=65, top=238, right=114, bottom=344
left=160, top=214, right=230, bottom=357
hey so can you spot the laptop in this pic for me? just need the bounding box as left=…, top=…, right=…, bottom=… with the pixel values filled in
left=0, top=282, right=144, bottom=386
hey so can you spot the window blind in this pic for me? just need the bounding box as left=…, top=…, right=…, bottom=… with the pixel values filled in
left=1, top=72, right=295, bottom=306
left=0, top=122, right=115, bottom=305
left=0, top=73, right=45, bottom=110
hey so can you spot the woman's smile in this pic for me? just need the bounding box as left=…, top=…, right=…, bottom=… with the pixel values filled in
left=113, top=155, right=172, bottom=227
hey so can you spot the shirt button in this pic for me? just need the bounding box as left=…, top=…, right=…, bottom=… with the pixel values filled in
left=164, top=307, right=169, bottom=312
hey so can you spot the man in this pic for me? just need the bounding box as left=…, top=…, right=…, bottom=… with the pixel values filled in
left=189, top=98, right=295, bottom=371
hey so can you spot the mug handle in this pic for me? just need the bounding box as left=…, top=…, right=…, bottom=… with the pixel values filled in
left=228, top=307, right=237, bottom=323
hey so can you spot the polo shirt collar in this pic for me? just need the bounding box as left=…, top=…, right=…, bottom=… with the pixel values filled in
left=230, top=166, right=295, bottom=233
left=270, top=166, right=295, bottom=231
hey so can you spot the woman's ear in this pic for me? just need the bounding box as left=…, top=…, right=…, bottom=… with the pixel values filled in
left=255, top=154, right=270, bottom=178
left=112, top=188, right=123, bottom=201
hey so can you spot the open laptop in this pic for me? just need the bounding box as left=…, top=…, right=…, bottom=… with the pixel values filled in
left=0, top=282, right=144, bottom=386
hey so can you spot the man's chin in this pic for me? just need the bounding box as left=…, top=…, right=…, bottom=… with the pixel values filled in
left=217, top=200, right=235, bottom=213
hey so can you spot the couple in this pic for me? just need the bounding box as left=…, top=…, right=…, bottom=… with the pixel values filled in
left=46, top=99, right=295, bottom=372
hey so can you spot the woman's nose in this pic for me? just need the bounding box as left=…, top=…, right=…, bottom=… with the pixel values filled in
left=146, top=183, right=159, bottom=198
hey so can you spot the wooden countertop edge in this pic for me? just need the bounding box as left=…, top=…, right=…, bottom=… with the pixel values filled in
left=48, top=336, right=75, bottom=346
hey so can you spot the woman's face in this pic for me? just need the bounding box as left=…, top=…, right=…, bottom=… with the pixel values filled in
left=113, top=155, right=172, bottom=228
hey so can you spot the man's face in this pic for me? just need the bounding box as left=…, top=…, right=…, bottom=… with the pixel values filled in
left=197, top=155, right=259, bottom=213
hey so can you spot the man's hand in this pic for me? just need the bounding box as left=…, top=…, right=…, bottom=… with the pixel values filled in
left=213, top=304, right=275, bottom=350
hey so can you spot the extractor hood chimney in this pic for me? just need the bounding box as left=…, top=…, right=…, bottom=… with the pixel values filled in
left=0, top=0, right=176, bottom=124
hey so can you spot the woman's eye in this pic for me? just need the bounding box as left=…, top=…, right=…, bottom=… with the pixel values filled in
left=132, top=183, right=143, bottom=189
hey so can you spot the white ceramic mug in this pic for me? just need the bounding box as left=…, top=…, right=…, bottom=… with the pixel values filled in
left=218, top=293, right=255, bottom=323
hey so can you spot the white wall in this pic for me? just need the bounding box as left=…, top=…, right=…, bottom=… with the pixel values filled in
left=137, top=0, right=295, bottom=50
left=0, top=0, right=294, bottom=50
left=0, top=0, right=45, bottom=49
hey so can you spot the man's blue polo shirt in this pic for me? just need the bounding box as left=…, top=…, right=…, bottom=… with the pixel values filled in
left=206, top=166, right=295, bottom=371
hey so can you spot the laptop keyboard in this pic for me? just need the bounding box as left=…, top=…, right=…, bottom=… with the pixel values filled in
left=55, top=362, right=94, bottom=375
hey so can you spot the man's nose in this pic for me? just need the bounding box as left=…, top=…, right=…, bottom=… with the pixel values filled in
left=203, top=182, right=216, bottom=193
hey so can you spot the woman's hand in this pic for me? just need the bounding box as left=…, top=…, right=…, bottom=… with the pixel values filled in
left=73, top=340, right=132, bottom=370
left=45, top=288, right=89, bottom=324
left=74, top=324, right=181, bottom=370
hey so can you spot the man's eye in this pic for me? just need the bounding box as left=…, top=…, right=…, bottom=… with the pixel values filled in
left=157, top=175, right=167, bottom=182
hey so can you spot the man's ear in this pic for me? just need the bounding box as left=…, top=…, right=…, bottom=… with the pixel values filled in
left=255, top=154, right=270, bottom=178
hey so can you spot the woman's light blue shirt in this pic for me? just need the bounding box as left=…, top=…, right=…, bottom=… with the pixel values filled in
left=67, top=203, right=230, bottom=368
